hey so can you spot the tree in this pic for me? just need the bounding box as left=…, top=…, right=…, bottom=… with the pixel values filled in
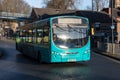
left=92, top=0, right=109, bottom=11
left=0, top=0, right=3, bottom=12
left=0, top=0, right=31, bottom=14
left=43, top=0, right=81, bottom=10
left=86, top=6, right=92, bottom=10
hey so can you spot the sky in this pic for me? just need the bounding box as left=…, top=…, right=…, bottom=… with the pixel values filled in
left=24, top=0, right=92, bottom=10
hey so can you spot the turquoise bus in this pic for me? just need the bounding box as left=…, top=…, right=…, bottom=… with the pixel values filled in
left=16, top=16, right=90, bottom=63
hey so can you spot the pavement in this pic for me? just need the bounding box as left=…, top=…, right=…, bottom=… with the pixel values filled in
left=0, top=38, right=15, bottom=57
left=93, top=48, right=120, bottom=61
left=0, top=38, right=15, bottom=43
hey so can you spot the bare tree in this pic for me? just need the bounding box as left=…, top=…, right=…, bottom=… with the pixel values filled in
left=92, top=0, right=109, bottom=11
left=0, top=0, right=31, bottom=14
left=43, top=0, right=81, bottom=10
left=86, top=6, right=92, bottom=10
left=0, top=0, right=2, bottom=12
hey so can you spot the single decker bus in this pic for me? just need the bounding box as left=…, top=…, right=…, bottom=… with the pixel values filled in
left=16, top=16, right=90, bottom=63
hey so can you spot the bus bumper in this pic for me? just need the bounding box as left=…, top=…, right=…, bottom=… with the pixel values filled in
left=51, top=53, right=90, bottom=63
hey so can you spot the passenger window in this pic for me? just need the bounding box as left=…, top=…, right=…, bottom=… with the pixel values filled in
left=25, top=30, right=29, bottom=43
left=43, top=26, right=49, bottom=45
left=33, top=29, right=36, bottom=43
left=36, top=29, right=43, bottom=44
left=28, top=30, right=33, bottom=43
left=22, top=30, right=26, bottom=43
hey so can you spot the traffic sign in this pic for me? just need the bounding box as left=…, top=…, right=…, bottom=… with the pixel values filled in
left=111, top=25, right=115, bottom=29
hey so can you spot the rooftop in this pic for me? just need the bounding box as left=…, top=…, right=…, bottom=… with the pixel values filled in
left=30, top=8, right=113, bottom=24
left=0, top=12, right=29, bottom=17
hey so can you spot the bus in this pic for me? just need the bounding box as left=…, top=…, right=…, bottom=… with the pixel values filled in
left=16, top=16, right=90, bottom=63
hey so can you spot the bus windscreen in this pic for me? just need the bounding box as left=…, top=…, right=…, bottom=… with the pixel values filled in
left=52, top=17, right=89, bottom=49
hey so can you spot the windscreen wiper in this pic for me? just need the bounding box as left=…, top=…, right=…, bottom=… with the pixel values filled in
left=67, top=25, right=86, bottom=34
left=55, top=24, right=67, bottom=31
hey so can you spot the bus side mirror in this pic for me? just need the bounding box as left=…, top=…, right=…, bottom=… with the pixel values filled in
left=91, top=28, right=94, bottom=36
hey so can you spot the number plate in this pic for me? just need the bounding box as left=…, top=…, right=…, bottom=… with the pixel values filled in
left=68, top=59, right=76, bottom=62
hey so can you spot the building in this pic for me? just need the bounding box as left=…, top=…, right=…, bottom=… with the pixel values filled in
left=0, top=16, right=18, bottom=37
left=102, top=8, right=120, bottom=43
left=0, top=12, right=29, bottom=37
left=109, top=0, right=120, bottom=8
left=76, top=11, right=115, bottom=47
left=30, top=8, right=76, bottom=22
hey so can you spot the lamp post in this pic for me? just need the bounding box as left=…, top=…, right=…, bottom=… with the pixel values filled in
left=111, top=0, right=114, bottom=54
left=111, top=25, right=114, bottom=54
left=92, top=0, right=93, bottom=11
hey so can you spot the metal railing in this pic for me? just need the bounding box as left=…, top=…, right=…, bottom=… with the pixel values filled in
left=97, top=42, right=120, bottom=54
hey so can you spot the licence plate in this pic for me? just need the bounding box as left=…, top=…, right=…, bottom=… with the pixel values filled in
left=68, top=59, right=76, bottom=62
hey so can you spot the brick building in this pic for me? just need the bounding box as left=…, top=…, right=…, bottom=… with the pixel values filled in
left=102, top=8, right=120, bottom=43
left=109, top=0, right=120, bottom=8
left=0, top=12, right=29, bottom=37
left=30, top=8, right=76, bottom=22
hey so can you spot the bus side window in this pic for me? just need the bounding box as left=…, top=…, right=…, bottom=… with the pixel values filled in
left=33, top=29, right=36, bottom=43
left=22, top=30, right=26, bottom=43
left=36, top=28, right=43, bottom=44
left=25, top=30, right=29, bottom=43
left=28, top=29, right=33, bottom=43
left=43, top=26, right=49, bottom=45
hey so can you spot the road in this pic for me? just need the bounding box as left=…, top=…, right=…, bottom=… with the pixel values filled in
left=0, top=40, right=120, bottom=80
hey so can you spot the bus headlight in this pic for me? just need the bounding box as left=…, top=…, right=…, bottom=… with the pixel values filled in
left=60, top=53, right=67, bottom=56
left=52, top=51, right=59, bottom=55
left=84, top=49, right=90, bottom=54
left=59, top=45, right=68, bottom=49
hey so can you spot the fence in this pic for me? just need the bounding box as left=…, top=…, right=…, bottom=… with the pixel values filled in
left=97, top=42, right=120, bottom=54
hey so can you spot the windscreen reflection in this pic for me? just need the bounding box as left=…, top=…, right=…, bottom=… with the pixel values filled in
left=52, top=24, right=88, bottom=49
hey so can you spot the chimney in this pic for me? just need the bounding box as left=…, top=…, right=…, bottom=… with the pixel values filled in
left=108, top=8, right=111, bottom=15
left=102, top=8, right=111, bottom=15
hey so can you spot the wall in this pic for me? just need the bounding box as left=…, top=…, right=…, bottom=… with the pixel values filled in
left=10, top=21, right=18, bottom=32
left=97, top=42, right=120, bottom=54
